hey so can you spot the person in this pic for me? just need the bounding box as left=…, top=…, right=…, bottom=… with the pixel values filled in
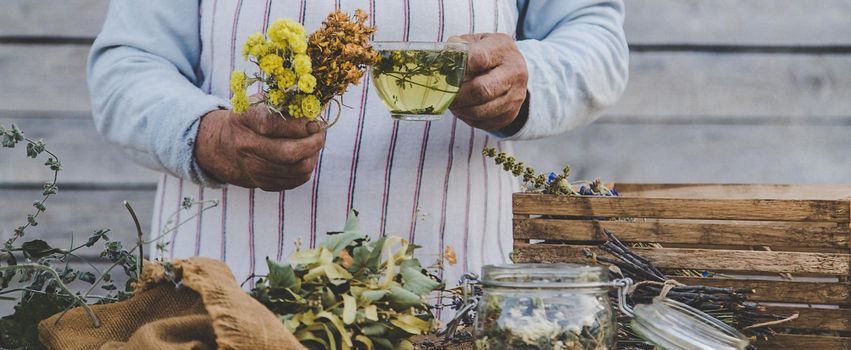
left=88, top=0, right=628, bottom=290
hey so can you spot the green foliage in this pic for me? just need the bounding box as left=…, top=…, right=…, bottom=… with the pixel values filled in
left=252, top=210, right=443, bottom=350
left=0, top=293, right=70, bottom=350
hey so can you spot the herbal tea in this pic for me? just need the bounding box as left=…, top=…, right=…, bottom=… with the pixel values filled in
left=372, top=43, right=467, bottom=121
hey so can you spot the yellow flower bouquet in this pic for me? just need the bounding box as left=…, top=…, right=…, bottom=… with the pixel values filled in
left=230, top=10, right=379, bottom=126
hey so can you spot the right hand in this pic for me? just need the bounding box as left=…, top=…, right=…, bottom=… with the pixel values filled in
left=195, top=107, right=325, bottom=191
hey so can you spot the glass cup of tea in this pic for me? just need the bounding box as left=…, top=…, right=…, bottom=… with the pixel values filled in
left=371, top=41, right=468, bottom=121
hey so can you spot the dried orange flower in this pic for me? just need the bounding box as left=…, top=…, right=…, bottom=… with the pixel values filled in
left=444, top=245, right=457, bottom=266
left=308, top=9, right=380, bottom=104
left=338, top=249, right=354, bottom=268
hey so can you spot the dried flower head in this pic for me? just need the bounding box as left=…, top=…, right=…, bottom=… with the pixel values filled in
left=308, top=9, right=380, bottom=104
left=445, top=245, right=457, bottom=266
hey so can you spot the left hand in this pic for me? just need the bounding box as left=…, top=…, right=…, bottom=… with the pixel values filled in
left=449, top=33, right=528, bottom=131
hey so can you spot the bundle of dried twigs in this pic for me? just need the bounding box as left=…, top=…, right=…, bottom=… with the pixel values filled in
left=584, top=229, right=798, bottom=349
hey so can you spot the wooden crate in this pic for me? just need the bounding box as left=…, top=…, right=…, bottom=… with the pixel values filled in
left=512, top=184, right=851, bottom=350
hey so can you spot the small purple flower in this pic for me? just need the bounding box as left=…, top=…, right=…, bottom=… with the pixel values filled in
left=547, top=172, right=557, bottom=184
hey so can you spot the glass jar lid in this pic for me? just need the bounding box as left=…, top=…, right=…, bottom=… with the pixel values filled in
left=630, top=297, right=750, bottom=350
left=480, top=263, right=610, bottom=290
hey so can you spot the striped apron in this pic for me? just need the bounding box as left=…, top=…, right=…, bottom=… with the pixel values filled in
left=153, top=0, right=519, bottom=294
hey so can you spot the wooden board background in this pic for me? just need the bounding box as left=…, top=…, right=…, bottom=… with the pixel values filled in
left=2, top=0, right=851, bottom=315
left=3, top=1, right=850, bottom=344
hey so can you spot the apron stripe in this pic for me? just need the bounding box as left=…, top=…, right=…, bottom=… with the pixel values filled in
left=408, top=122, right=431, bottom=242
left=345, top=0, right=376, bottom=214
left=379, top=0, right=410, bottom=237
left=156, top=173, right=167, bottom=259
left=220, top=187, right=228, bottom=261
left=169, top=179, right=184, bottom=260
left=496, top=142, right=506, bottom=258
left=206, top=0, right=219, bottom=93
left=245, top=0, right=273, bottom=287
left=309, top=128, right=327, bottom=248
left=408, top=0, right=444, bottom=243
left=277, top=191, right=285, bottom=261
left=194, top=186, right=205, bottom=256
left=479, top=136, right=490, bottom=264
left=345, top=76, right=370, bottom=213
left=462, top=129, right=474, bottom=275
left=248, top=188, right=256, bottom=287
left=221, top=0, right=244, bottom=263
left=438, top=117, right=456, bottom=254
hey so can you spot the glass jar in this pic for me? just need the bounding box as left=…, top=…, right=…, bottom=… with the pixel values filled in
left=630, top=297, right=750, bottom=350
left=474, top=263, right=630, bottom=350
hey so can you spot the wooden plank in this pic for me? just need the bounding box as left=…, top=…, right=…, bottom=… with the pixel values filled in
left=673, top=277, right=851, bottom=305
left=513, top=218, right=850, bottom=249
left=761, top=306, right=850, bottom=332
left=513, top=193, right=851, bottom=222
left=511, top=123, right=851, bottom=185
left=0, top=117, right=159, bottom=184
left=625, top=0, right=851, bottom=46
left=613, top=184, right=851, bottom=200
left=512, top=244, right=851, bottom=275
left=0, top=45, right=91, bottom=114
left=6, top=46, right=851, bottom=121
left=756, top=334, right=851, bottom=350
left=4, top=0, right=851, bottom=47
left=0, top=0, right=108, bottom=38
left=604, top=52, right=851, bottom=121
left=0, top=188, right=155, bottom=247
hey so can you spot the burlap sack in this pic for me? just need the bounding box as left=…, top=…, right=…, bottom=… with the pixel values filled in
left=38, top=257, right=307, bottom=350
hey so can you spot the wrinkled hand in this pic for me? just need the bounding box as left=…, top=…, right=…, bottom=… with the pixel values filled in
left=449, top=33, right=528, bottom=131
left=195, top=106, right=325, bottom=191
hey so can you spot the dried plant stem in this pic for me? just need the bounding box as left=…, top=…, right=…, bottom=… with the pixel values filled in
left=124, top=201, right=145, bottom=276
left=5, top=137, right=61, bottom=246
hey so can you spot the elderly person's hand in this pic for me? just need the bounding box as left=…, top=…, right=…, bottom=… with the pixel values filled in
left=195, top=106, right=325, bottom=191
left=449, top=33, right=529, bottom=131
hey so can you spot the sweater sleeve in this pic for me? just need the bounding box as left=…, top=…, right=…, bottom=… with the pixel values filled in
left=88, top=0, right=229, bottom=187
left=503, top=0, right=628, bottom=141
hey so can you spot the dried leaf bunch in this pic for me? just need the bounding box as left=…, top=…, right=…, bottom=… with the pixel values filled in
left=251, top=211, right=444, bottom=350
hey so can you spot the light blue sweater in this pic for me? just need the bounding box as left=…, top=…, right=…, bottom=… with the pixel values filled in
left=88, top=0, right=628, bottom=186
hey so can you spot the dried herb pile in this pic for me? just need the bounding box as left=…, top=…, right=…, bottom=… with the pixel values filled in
left=251, top=211, right=444, bottom=350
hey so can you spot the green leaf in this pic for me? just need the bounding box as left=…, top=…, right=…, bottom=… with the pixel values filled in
left=400, top=259, right=441, bottom=295
left=42, top=182, right=58, bottom=196
left=343, top=209, right=360, bottom=232
left=360, top=290, right=389, bottom=304
left=85, top=229, right=110, bottom=247
left=25, top=140, right=45, bottom=158
left=78, top=271, right=96, bottom=284
left=387, top=286, right=423, bottom=309
left=266, top=258, right=300, bottom=290
left=361, top=323, right=388, bottom=337
left=32, top=201, right=46, bottom=212
left=44, top=157, right=62, bottom=171
left=21, top=240, right=60, bottom=259
left=351, top=236, right=386, bottom=273
left=320, top=231, right=365, bottom=255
